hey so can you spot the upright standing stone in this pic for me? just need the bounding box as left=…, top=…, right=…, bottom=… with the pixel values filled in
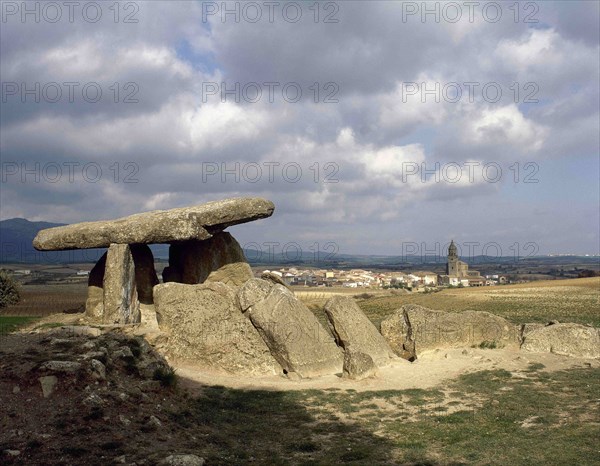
left=324, top=296, right=396, bottom=366
left=168, top=232, right=253, bottom=287
left=85, top=252, right=106, bottom=320
left=162, top=266, right=182, bottom=283
left=130, top=244, right=160, bottom=329
left=103, top=244, right=139, bottom=324
left=379, top=310, right=415, bottom=360
left=130, top=244, right=159, bottom=304
left=238, top=279, right=344, bottom=378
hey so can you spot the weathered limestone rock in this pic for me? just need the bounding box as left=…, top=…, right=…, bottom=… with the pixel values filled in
left=139, top=303, right=160, bottom=330
left=343, top=350, right=377, bottom=380
left=324, top=296, right=395, bottom=366
left=238, top=279, right=344, bottom=378
left=381, top=304, right=519, bottom=360
left=520, top=323, right=546, bottom=344
left=40, top=361, right=82, bottom=373
left=153, top=282, right=281, bottom=375
left=261, top=271, right=290, bottom=289
left=89, top=359, right=106, bottom=380
left=160, top=455, right=205, bottom=466
left=33, top=197, right=274, bottom=250
left=379, top=310, right=415, bottom=361
left=103, top=244, right=140, bottom=325
left=237, top=278, right=273, bottom=312
left=85, top=252, right=106, bottom=319
left=168, top=233, right=253, bottom=287
left=39, top=376, right=57, bottom=398
left=86, top=245, right=157, bottom=323
left=521, top=323, right=600, bottom=358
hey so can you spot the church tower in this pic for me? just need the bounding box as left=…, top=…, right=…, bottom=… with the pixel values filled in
left=446, top=240, right=458, bottom=276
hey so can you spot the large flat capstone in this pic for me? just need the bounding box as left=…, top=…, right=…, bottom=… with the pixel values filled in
left=33, top=197, right=274, bottom=251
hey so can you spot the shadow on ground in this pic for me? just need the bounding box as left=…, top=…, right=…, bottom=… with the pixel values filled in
left=0, top=331, right=440, bottom=466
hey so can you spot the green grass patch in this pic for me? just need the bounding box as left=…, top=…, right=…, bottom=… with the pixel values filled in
left=526, top=362, right=546, bottom=372
left=378, top=367, right=600, bottom=465
left=478, top=340, right=498, bottom=349
left=0, top=315, right=39, bottom=334
left=166, top=385, right=393, bottom=465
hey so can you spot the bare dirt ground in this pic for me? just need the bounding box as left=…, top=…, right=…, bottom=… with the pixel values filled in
left=16, top=312, right=598, bottom=394
left=175, top=345, right=598, bottom=393
left=2, top=313, right=599, bottom=465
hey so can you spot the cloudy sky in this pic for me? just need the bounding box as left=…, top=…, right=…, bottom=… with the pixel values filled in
left=1, top=1, right=598, bottom=256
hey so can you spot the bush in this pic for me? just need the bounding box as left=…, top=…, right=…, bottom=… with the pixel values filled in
left=0, top=270, right=21, bottom=308
left=478, top=340, right=498, bottom=349
left=153, top=366, right=178, bottom=388
left=353, top=292, right=374, bottom=300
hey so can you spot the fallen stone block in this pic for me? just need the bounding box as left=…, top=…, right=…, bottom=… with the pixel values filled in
left=343, top=350, right=377, bottom=380
left=238, top=279, right=343, bottom=378
left=381, top=304, right=519, bottom=360
left=39, top=375, right=58, bottom=398
left=324, top=295, right=395, bottom=366
left=154, top=281, right=281, bottom=375
left=521, top=323, right=600, bottom=358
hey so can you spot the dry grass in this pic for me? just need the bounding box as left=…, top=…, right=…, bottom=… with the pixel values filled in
left=358, top=277, right=600, bottom=327
left=0, top=283, right=87, bottom=316
left=295, top=287, right=389, bottom=307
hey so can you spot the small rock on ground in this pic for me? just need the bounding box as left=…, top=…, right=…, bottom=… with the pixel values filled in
left=160, top=454, right=205, bottom=466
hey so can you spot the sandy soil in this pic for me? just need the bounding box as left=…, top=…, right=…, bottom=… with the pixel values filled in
left=174, top=346, right=599, bottom=394
left=15, top=312, right=599, bottom=393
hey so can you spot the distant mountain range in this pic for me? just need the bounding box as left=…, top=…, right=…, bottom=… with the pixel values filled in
left=0, top=218, right=167, bottom=264
left=1, top=218, right=597, bottom=268
left=0, top=218, right=103, bottom=264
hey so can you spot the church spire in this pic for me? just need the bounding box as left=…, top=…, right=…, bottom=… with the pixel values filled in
left=448, top=239, right=458, bottom=259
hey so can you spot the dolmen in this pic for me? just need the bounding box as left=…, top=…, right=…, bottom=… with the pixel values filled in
left=33, top=197, right=398, bottom=378
left=33, top=197, right=274, bottom=326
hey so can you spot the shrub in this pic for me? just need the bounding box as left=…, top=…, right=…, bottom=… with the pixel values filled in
left=478, top=340, right=498, bottom=349
left=0, top=270, right=21, bottom=308
left=153, top=366, right=178, bottom=388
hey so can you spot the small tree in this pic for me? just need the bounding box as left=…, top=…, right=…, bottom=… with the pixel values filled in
left=0, top=270, right=21, bottom=308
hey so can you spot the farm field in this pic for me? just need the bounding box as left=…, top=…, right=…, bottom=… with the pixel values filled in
left=0, top=283, right=87, bottom=317
left=294, top=277, right=600, bottom=328
left=357, top=277, right=600, bottom=328
left=2, top=276, right=598, bottom=327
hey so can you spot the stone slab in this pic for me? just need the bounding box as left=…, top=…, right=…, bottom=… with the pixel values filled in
left=33, top=197, right=274, bottom=250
